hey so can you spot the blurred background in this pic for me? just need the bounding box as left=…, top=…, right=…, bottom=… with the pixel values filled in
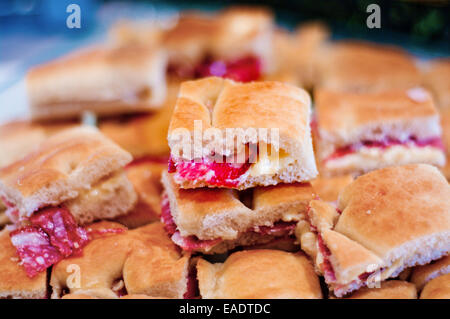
left=0, top=0, right=449, bottom=122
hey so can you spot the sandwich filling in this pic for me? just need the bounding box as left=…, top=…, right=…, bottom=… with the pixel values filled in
left=9, top=206, right=89, bottom=278
left=324, top=136, right=444, bottom=163
left=168, top=144, right=293, bottom=188
left=168, top=55, right=262, bottom=82
left=313, top=229, right=382, bottom=297
left=168, top=155, right=251, bottom=188
left=4, top=202, right=126, bottom=278
left=161, top=193, right=296, bottom=252
left=184, top=266, right=199, bottom=299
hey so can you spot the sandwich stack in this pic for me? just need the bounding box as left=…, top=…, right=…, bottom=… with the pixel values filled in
left=161, top=76, right=323, bottom=298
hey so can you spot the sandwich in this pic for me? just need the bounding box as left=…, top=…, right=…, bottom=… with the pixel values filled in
left=314, top=88, right=445, bottom=176
left=410, top=255, right=450, bottom=291
left=0, top=229, right=47, bottom=299
left=111, top=7, right=275, bottom=82
left=51, top=221, right=191, bottom=299
left=0, top=127, right=137, bottom=277
left=161, top=170, right=315, bottom=254
left=167, top=77, right=317, bottom=190
left=197, top=250, right=322, bottom=298
left=27, top=44, right=167, bottom=121
left=423, top=58, right=450, bottom=109
left=114, top=158, right=166, bottom=228
left=296, top=164, right=450, bottom=297
left=318, top=41, right=421, bottom=93
left=336, top=280, right=417, bottom=299
left=420, top=273, right=450, bottom=299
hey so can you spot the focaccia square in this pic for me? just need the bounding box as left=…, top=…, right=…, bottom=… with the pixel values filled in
left=314, top=88, right=445, bottom=176
left=296, top=164, right=450, bottom=297
left=197, top=250, right=322, bottom=298
left=0, top=126, right=136, bottom=223
left=27, top=45, right=167, bottom=120
left=50, top=222, right=191, bottom=299
left=0, top=127, right=137, bottom=279
left=318, top=41, right=420, bottom=93
left=168, top=77, right=317, bottom=190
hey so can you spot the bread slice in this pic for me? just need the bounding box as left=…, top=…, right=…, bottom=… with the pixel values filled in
left=162, top=170, right=315, bottom=253
left=168, top=77, right=317, bottom=190
left=0, top=126, right=136, bottom=224
left=0, top=229, right=47, bottom=299
left=50, top=221, right=190, bottom=299
left=197, top=250, right=322, bottom=299
left=411, top=255, right=450, bottom=291
left=337, top=280, right=417, bottom=299
left=27, top=44, right=167, bottom=121
left=317, top=41, right=420, bottom=93
left=297, top=164, right=450, bottom=297
left=420, top=273, right=450, bottom=299
left=314, top=88, right=445, bottom=176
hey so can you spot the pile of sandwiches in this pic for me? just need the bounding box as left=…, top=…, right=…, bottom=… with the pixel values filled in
left=0, top=6, right=449, bottom=300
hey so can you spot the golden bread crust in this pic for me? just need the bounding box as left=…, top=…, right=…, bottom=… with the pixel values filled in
left=297, top=165, right=450, bottom=297
left=50, top=221, right=189, bottom=299
left=319, top=41, right=420, bottom=92
left=169, top=77, right=311, bottom=147
left=168, top=77, right=317, bottom=188
left=420, top=273, right=450, bottom=299
left=315, top=88, right=438, bottom=137
left=342, top=280, right=417, bottom=299
left=197, top=250, right=322, bottom=298
left=411, top=255, right=450, bottom=291
left=27, top=45, right=167, bottom=120
left=0, top=127, right=133, bottom=220
left=336, top=164, right=450, bottom=259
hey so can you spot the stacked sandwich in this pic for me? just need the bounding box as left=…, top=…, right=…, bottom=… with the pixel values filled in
left=160, top=76, right=324, bottom=298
